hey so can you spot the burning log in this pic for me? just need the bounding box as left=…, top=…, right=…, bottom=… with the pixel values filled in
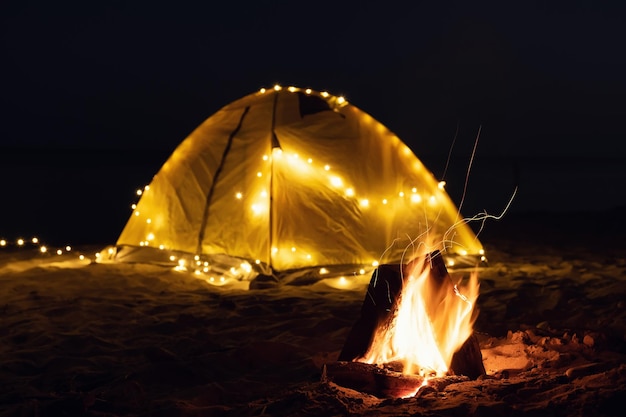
left=322, top=361, right=470, bottom=398
left=322, top=361, right=425, bottom=398
left=337, top=250, right=485, bottom=379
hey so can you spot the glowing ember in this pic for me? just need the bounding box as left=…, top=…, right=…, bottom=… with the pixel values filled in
left=359, top=250, right=479, bottom=378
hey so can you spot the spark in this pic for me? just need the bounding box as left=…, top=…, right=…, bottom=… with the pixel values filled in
left=442, top=185, right=518, bottom=248
left=441, top=119, right=460, bottom=182
left=456, top=125, right=482, bottom=217
left=371, top=237, right=404, bottom=289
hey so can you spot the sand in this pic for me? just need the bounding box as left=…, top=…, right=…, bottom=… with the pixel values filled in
left=0, top=210, right=625, bottom=416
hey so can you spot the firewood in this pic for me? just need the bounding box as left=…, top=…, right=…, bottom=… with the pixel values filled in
left=450, top=333, right=486, bottom=379
left=322, top=361, right=471, bottom=398
left=322, top=361, right=425, bottom=398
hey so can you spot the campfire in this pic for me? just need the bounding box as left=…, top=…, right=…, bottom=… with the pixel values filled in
left=323, top=248, right=485, bottom=398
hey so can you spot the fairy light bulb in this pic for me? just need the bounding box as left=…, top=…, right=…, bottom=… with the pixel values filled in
left=330, top=176, right=343, bottom=187
left=241, top=262, right=252, bottom=273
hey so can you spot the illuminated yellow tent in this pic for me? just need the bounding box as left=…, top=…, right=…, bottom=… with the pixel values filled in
left=108, top=86, right=485, bottom=283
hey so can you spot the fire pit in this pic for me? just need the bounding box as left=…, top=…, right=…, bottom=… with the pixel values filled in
left=324, top=249, right=485, bottom=398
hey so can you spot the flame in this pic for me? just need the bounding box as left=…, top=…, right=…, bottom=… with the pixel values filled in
left=360, top=250, right=479, bottom=378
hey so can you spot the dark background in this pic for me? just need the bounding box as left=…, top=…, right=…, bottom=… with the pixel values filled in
left=1, top=1, right=625, bottom=246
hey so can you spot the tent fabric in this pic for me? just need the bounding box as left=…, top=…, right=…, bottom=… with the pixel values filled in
left=113, top=87, right=484, bottom=280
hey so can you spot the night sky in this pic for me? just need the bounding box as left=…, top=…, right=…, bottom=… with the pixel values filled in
left=2, top=1, right=626, bottom=245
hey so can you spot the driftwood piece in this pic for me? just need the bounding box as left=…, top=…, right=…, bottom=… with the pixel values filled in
left=322, top=361, right=425, bottom=398
left=322, top=361, right=470, bottom=398
left=338, top=250, right=486, bottom=379
left=450, top=333, right=485, bottom=380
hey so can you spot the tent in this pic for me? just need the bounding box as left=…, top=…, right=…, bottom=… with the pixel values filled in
left=104, top=86, right=485, bottom=283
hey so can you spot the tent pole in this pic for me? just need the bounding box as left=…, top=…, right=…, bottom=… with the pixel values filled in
left=268, top=92, right=282, bottom=275
left=195, top=106, right=250, bottom=255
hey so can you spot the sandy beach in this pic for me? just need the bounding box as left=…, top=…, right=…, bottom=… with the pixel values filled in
left=0, top=210, right=625, bottom=416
